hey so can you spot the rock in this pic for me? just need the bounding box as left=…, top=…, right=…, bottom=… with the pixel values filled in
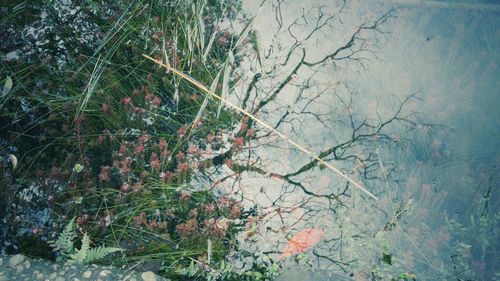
left=35, top=271, right=44, bottom=280
left=141, top=271, right=157, bottom=281
left=99, top=269, right=112, bottom=277
left=82, top=270, right=92, bottom=278
left=8, top=254, right=25, bottom=267
left=23, top=260, right=31, bottom=269
left=55, top=277, right=65, bottom=281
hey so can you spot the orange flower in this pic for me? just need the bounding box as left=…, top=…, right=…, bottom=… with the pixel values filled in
left=279, top=228, right=325, bottom=260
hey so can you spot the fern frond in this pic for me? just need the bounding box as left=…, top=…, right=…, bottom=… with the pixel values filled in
left=70, top=232, right=90, bottom=263
left=52, top=217, right=76, bottom=256
left=84, top=246, right=124, bottom=263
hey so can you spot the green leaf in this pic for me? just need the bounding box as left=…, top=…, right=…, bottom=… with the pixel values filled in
left=2, top=76, right=12, bottom=96
left=51, top=217, right=76, bottom=257
left=382, top=252, right=392, bottom=265
left=70, top=232, right=90, bottom=263
left=84, top=246, right=124, bottom=263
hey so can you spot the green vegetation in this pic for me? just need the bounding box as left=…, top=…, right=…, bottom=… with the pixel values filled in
left=49, top=217, right=124, bottom=264
left=0, top=0, right=279, bottom=279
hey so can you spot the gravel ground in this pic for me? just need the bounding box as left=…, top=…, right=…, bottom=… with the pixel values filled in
left=0, top=254, right=169, bottom=281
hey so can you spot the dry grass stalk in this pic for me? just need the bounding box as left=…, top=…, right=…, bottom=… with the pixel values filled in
left=142, top=54, right=378, bottom=200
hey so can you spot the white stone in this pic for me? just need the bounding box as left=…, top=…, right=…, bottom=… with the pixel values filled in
left=141, top=271, right=157, bottom=281
left=23, top=260, right=31, bottom=269
left=99, top=270, right=112, bottom=277
left=8, top=254, right=25, bottom=267
left=82, top=271, right=92, bottom=278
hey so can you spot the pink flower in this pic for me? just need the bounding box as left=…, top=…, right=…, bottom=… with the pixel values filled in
left=101, top=103, right=110, bottom=113
left=219, top=196, right=232, bottom=208
left=158, top=138, right=168, bottom=150
left=245, top=129, right=255, bottom=138
left=139, top=133, right=151, bottom=143
left=134, top=143, right=145, bottom=154
left=119, top=143, right=128, bottom=155
left=180, top=191, right=191, bottom=201
left=177, top=126, right=187, bottom=137
left=177, top=162, right=189, bottom=173
left=150, top=156, right=161, bottom=171
left=149, top=220, right=159, bottom=228
left=160, top=171, right=173, bottom=182
left=99, top=166, right=111, bottom=182
left=32, top=227, right=42, bottom=235
left=240, top=116, right=248, bottom=132
left=187, top=144, right=201, bottom=156
left=133, top=212, right=147, bottom=226
left=176, top=218, right=198, bottom=236
left=212, top=217, right=229, bottom=237
left=97, top=135, right=106, bottom=144
left=229, top=204, right=241, bottom=219
left=175, top=151, right=185, bottom=161
left=76, top=214, right=89, bottom=225
left=151, top=96, right=161, bottom=106
left=232, top=137, right=244, bottom=151
left=121, top=96, right=132, bottom=105
left=160, top=149, right=171, bottom=159
left=204, top=203, right=216, bottom=215
left=121, top=182, right=131, bottom=193
left=120, top=158, right=131, bottom=174
left=207, top=133, right=216, bottom=142
left=189, top=208, right=199, bottom=218
left=224, top=159, right=233, bottom=169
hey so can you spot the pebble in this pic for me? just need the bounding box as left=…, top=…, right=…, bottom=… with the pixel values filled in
left=99, top=269, right=112, bottom=277
left=0, top=254, right=167, bottom=281
left=141, top=271, right=157, bottom=281
left=82, top=270, right=92, bottom=278
left=8, top=254, right=25, bottom=267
